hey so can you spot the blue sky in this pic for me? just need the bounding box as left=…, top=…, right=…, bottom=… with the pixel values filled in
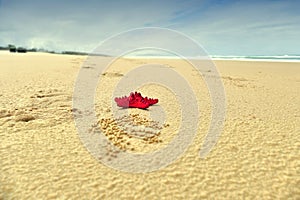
left=0, top=0, right=299, bottom=55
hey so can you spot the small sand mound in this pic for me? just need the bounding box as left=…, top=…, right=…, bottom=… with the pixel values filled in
left=0, top=110, right=12, bottom=118
left=15, top=114, right=35, bottom=122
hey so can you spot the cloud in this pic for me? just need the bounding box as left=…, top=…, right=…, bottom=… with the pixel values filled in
left=171, top=0, right=300, bottom=55
left=0, top=0, right=299, bottom=55
left=0, top=0, right=196, bottom=50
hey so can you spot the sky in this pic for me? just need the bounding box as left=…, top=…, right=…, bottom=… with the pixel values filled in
left=0, top=0, right=299, bottom=56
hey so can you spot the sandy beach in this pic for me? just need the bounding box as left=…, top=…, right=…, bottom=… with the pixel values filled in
left=0, top=52, right=299, bottom=199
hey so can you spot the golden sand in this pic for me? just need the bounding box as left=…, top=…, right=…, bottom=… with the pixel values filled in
left=0, top=52, right=299, bottom=199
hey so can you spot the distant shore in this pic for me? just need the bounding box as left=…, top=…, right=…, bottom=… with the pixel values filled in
left=1, top=50, right=299, bottom=62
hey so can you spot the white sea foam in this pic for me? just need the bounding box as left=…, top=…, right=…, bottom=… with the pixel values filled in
left=124, top=54, right=300, bottom=62
left=211, top=55, right=300, bottom=62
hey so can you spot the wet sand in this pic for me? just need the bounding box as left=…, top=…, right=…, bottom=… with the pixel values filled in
left=0, top=52, right=299, bottom=199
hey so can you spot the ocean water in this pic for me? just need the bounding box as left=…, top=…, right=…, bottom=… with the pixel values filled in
left=211, top=55, right=300, bottom=62
left=123, top=54, right=300, bottom=62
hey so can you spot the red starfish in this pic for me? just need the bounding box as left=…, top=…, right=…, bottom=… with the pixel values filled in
left=114, top=92, right=158, bottom=109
